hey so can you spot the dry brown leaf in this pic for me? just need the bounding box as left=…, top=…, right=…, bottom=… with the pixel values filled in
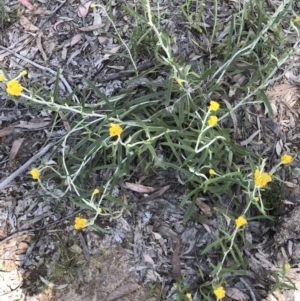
left=270, top=101, right=278, bottom=117
left=103, top=46, right=121, bottom=59
left=138, top=185, right=170, bottom=204
left=267, top=83, right=297, bottom=97
left=36, top=32, right=48, bottom=61
left=125, top=182, right=155, bottom=193
left=19, top=16, right=39, bottom=31
left=18, top=0, right=34, bottom=10
left=276, top=140, right=282, bottom=156
left=78, top=1, right=92, bottom=18
left=15, top=241, right=29, bottom=255
left=152, top=231, right=167, bottom=255
left=240, top=129, right=261, bottom=146
left=226, top=287, right=248, bottom=301
left=13, top=121, right=50, bottom=129
left=106, top=283, right=140, bottom=301
left=282, top=200, right=296, bottom=205
left=285, top=182, right=298, bottom=189
left=79, top=23, right=105, bottom=31
left=104, top=18, right=111, bottom=31
left=127, top=2, right=136, bottom=8
left=157, top=226, right=181, bottom=280
left=53, top=20, right=65, bottom=31
left=58, top=111, right=71, bottom=132
left=9, top=138, right=24, bottom=163
left=195, top=198, right=213, bottom=217
left=62, top=47, right=68, bottom=60
left=70, top=34, right=84, bottom=47
left=143, top=254, right=154, bottom=265
left=107, top=65, right=124, bottom=70
left=98, top=36, right=108, bottom=45
left=31, top=7, right=51, bottom=15
left=228, top=86, right=236, bottom=97
left=0, top=127, right=17, bottom=137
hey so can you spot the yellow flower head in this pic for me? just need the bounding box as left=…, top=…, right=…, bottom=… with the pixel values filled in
left=213, top=286, right=226, bottom=299
left=98, top=207, right=102, bottom=214
left=208, top=115, right=218, bottom=127
left=30, top=168, right=40, bottom=180
left=74, top=217, right=88, bottom=230
left=90, top=3, right=96, bottom=8
left=185, top=293, right=192, bottom=300
left=295, top=16, right=300, bottom=22
left=284, top=263, right=290, bottom=271
left=0, top=73, right=4, bottom=82
left=93, top=188, right=100, bottom=195
left=281, top=154, right=292, bottom=165
left=209, top=169, right=215, bottom=175
left=209, top=100, right=220, bottom=112
left=177, top=78, right=184, bottom=85
left=6, top=79, right=23, bottom=96
left=253, top=196, right=259, bottom=202
left=235, top=216, right=247, bottom=228
left=109, top=123, right=123, bottom=136
left=254, top=169, right=272, bottom=188
left=21, top=70, right=27, bottom=76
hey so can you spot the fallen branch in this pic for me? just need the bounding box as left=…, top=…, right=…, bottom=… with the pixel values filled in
left=0, top=142, right=55, bottom=191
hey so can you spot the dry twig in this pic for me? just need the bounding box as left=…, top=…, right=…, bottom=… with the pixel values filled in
left=0, top=142, right=55, bottom=190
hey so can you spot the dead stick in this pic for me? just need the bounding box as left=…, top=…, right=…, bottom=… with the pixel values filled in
left=0, top=142, right=55, bottom=190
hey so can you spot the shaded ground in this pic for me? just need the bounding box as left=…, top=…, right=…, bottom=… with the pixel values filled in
left=1, top=1, right=300, bottom=301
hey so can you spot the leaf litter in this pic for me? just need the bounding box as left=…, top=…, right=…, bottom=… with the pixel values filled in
left=1, top=0, right=300, bottom=301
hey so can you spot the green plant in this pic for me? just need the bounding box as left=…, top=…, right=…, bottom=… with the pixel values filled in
left=1, top=0, right=299, bottom=299
left=270, top=263, right=296, bottom=293
left=0, top=0, right=20, bottom=27
left=261, top=180, right=291, bottom=218
left=47, top=234, right=87, bottom=284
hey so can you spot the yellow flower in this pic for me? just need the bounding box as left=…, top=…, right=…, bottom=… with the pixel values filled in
left=6, top=79, right=23, bottom=96
left=235, top=216, right=247, bottom=228
left=208, top=116, right=218, bottom=127
left=281, top=154, right=292, bottom=165
left=98, top=207, right=102, bottom=214
left=254, top=169, right=272, bottom=188
left=213, top=286, right=226, bottom=299
left=30, top=168, right=40, bottom=180
left=74, top=217, right=88, bottom=230
left=209, top=169, right=215, bottom=175
left=253, top=197, right=259, bottom=202
left=0, top=74, right=4, bottom=82
left=109, top=123, right=123, bottom=136
left=21, top=70, right=27, bottom=76
left=90, top=3, right=96, bottom=8
left=284, top=263, right=290, bottom=270
left=177, top=78, right=184, bottom=85
left=185, top=293, right=192, bottom=300
left=209, top=100, right=220, bottom=112
left=295, top=16, right=300, bottom=22
left=93, top=188, right=100, bottom=194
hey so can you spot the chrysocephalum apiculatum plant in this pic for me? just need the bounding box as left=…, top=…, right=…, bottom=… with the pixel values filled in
left=1, top=0, right=299, bottom=298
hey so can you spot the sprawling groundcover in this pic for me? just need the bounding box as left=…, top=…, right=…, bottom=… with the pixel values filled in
left=1, top=0, right=300, bottom=300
